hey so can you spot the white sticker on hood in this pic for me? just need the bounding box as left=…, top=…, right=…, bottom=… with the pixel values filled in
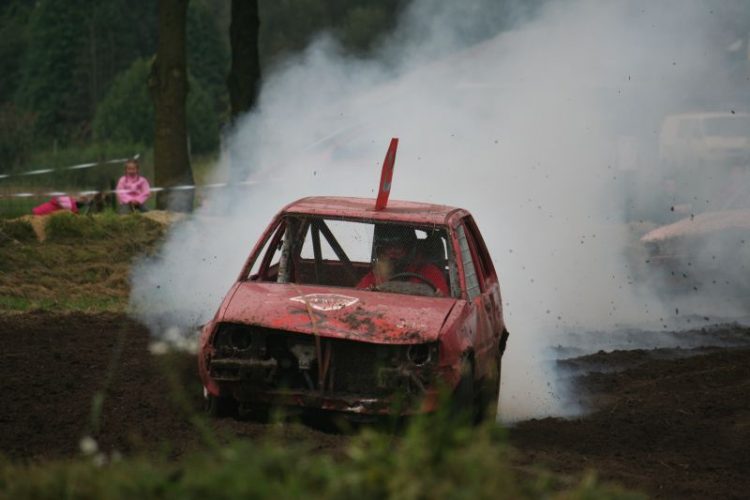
left=290, top=293, right=359, bottom=311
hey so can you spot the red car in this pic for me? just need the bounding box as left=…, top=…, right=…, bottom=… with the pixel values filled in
left=198, top=196, right=509, bottom=420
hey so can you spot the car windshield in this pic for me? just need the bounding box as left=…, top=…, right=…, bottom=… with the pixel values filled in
left=247, top=216, right=457, bottom=297
left=703, top=116, right=750, bottom=138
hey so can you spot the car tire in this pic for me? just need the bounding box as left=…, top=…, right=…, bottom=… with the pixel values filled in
left=477, top=355, right=501, bottom=423
left=450, top=357, right=476, bottom=421
left=205, top=394, right=237, bottom=418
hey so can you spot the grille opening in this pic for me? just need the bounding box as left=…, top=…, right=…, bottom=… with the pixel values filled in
left=211, top=324, right=436, bottom=397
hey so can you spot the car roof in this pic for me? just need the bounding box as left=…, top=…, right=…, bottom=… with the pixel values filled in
left=281, top=196, right=468, bottom=226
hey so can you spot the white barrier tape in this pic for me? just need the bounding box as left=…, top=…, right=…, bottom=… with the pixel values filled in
left=21, top=168, right=56, bottom=176
left=0, top=156, right=135, bottom=179
left=0, top=183, right=239, bottom=199
left=0, top=171, right=270, bottom=200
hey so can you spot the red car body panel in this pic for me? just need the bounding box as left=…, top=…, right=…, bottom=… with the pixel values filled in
left=222, top=282, right=458, bottom=344
left=199, top=196, right=508, bottom=416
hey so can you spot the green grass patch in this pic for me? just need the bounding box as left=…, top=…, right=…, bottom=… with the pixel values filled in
left=45, top=211, right=163, bottom=242
left=0, top=212, right=165, bottom=313
left=0, top=413, right=643, bottom=500
left=0, top=218, right=36, bottom=243
left=0, top=198, right=39, bottom=219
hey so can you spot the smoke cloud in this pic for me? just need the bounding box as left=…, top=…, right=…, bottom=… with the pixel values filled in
left=131, top=0, right=749, bottom=421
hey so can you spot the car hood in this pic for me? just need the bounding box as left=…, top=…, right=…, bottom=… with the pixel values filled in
left=220, top=281, right=458, bottom=344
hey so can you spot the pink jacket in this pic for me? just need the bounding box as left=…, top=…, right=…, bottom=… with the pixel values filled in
left=116, top=174, right=151, bottom=205
left=32, top=196, right=79, bottom=216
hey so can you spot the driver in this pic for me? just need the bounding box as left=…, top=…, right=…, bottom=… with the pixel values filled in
left=356, top=225, right=449, bottom=295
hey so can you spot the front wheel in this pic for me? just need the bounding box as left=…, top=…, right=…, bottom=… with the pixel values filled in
left=477, top=355, right=502, bottom=422
left=205, top=394, right=237, bottom=418
left=449, top=357, right=476, bottom=422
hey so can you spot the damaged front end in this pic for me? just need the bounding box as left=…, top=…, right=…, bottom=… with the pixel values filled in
left=205, top=322, right=441, bottom=415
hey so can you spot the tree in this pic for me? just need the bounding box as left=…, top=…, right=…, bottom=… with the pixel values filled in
left=14, top=0, right=157, bottom=143
left=0, top=1, right=32, bottom=105
left=149, top=0, right=194, bottom=212
left=188, top=0, right=230, bottom=119
left=15, top=0, right=90, bottom=141
left=93, top=58, right=219, bottom=154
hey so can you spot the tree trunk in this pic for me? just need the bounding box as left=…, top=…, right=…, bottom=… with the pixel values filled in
left=149, top=0, right=194, bottom=212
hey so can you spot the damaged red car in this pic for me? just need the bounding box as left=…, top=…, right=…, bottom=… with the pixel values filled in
left=198, top=196, right=509, bottom=420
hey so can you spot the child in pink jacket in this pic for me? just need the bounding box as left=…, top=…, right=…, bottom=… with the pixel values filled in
left=32, top=195, right=80, bottom=215
left=116, top=159, right=151, bottom=213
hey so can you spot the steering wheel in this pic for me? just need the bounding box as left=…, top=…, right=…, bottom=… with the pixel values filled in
left=384, top=272, right=438, bottom=292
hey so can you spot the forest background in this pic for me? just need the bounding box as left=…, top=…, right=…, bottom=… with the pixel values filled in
left=0, top=0, right=416, bottom=181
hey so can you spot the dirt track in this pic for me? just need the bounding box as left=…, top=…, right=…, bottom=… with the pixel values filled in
left=1, top=312, right=749, bottom=499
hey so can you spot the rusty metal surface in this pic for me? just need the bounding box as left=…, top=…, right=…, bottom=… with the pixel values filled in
left=281, top=196, right=468, bottom=226
left=222, top=282, right=457, bottom=344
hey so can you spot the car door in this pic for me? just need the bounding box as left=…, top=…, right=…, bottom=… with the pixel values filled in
left=463, top=216, right=504, bottom=342
left=455, top=219, right=496, bottom=380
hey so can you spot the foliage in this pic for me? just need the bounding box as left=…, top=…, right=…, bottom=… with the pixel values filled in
left=187, top=76, right=221, bottom=154
left=92, top=59, right=155, bottom=146
left=0, top=415, right=644, bottom=499
left=0, top=0, right=32, bottom=103
left=259, top=0, right=405, bottom=61
left=0, top=218, right=36, bottom=243
left=0, top=103, right=36, bottom=170
left=13, top=0, right=157, bottom=144
left=93, top=59, right=219, bottom=155
left=14, top=0, right=91, bottom=141
left=187, top=0, right=230, bottom=119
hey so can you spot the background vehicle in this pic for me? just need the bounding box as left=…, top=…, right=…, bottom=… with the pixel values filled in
left=198, top=196, right=509, bottom=420
left=659, top=112, right=750, bottom=168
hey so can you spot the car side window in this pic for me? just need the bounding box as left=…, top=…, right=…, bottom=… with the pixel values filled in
left=247, top=222, right=285, bottom=281
left=456, top=224, right=481, bottom=301
left=464, top=216, right=496, bottom=286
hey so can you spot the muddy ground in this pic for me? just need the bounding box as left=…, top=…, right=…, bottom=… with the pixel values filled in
left=1, top=312, right=749, bottom=499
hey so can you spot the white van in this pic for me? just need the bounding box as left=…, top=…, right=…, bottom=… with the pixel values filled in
left=659, top=112, right=750, bottom=167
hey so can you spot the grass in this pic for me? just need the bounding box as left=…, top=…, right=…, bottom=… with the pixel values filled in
left=0, top=212, right=164, bottom=313
left=0, top=294, right=123, bottom=313
left=0, top=411, right=644, bottom=500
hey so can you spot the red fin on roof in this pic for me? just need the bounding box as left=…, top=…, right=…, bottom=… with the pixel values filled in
left=375, top=138, right=398, bottom=211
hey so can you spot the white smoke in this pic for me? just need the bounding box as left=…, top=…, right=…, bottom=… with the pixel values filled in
left=131, top=0, right=747, bottom=421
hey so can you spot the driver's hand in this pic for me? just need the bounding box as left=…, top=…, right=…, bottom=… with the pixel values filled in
left=373, top=260, right=393, bottom=282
